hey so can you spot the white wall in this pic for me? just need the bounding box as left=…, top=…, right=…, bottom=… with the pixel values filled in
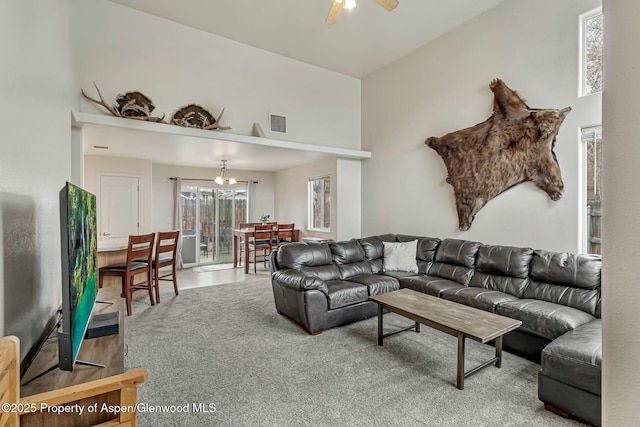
left=70, top=0, right=361, bottom=150
left=0, top=1, right=76, bottom=359
left=602, top=0, right=640, bottom=424
left=84, top=155, right=154, bottom=234
left=274, top=157, right=362, bottom=241
left=152, top=164, right=275, bottom=232
left=274, top=158, right=338, bottom=241
left=336, top=158, right=362, bottom=240
left=362, top=0, right=601, bottom=252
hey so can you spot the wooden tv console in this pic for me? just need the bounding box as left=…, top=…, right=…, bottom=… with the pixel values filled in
left=9, top=288, right=147, bottom=427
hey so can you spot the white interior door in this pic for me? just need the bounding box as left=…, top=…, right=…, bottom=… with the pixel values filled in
left=99, top=175, right=140, bottom=241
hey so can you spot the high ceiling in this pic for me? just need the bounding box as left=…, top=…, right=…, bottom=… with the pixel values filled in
left=94, top=0, right=505, bottom=171
left=108, top=0, right=505, bottom=78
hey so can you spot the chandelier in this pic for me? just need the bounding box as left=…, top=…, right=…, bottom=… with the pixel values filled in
left=214, top=160, right=237, bottom=185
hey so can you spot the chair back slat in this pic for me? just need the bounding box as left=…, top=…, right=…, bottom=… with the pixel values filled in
left=248, top=225, right=274, bottom=273
left=156, top=230, right=180, bottom=259
left=126, top=233, right=155, bottom=267
left=253, top=224, right=273, bottom=242
left=276, top=223, right=295, bottom=246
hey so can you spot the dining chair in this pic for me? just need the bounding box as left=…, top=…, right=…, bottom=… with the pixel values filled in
left=240, top=222, right=260, bottom=228
left=238, top=223, right=259, bottom=266
left=276, top=223, right=295, bottom=248
left=152, top=230, right=180, bottom=303
left=200, top=231, right=209, bottom=257
left=98, top=233, right=155, bottom=316
left=248, top=224, right=274, bottom=273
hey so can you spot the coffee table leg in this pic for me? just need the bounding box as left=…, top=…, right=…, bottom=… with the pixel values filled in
left=495, top=336, right=503, bottom=368
left=457, top=334, right=465, bottom=390
left=377, top=303, right=383, bottom=346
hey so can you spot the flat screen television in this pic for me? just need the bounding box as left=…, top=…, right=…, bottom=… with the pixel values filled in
left=58, top=182, right=98, bottom=371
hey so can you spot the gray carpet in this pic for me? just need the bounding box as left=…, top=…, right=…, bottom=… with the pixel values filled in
left=124, top=277, right=586, bottom=427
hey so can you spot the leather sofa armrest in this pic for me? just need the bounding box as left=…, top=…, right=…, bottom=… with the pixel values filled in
left=273, top=269, right=328, bottom=294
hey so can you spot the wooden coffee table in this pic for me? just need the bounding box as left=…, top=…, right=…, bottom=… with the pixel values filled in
left=369, top=288, right=522, bottom=390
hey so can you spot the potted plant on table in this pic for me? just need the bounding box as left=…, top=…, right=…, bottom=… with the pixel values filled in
left=260, top=214, right=270, bottom=225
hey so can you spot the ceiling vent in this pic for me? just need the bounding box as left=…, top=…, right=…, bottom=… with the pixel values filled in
left=269, top=113, right=287, bottom=134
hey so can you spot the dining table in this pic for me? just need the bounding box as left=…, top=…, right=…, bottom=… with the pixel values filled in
left=233, top=227, right=300, bottom=273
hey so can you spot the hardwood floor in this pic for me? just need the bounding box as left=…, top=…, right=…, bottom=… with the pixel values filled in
left=101, top=264, right=271, bottom=306
left=176, top=265, right=269, bottom=291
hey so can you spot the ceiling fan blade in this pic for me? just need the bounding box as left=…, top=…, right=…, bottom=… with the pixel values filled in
left=326, top=1, right=343, bottom=24
left=372, top=0, right=399, bottom=12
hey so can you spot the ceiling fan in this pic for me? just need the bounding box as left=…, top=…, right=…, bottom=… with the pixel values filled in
left=325, top=0, right=399, bottom=24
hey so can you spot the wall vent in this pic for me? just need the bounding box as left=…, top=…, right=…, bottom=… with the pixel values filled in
left=269, top=113, right=287, bottom=134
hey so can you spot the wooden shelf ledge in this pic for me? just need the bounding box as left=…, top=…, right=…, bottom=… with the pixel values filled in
left=72, top=111, right=371, bottom=161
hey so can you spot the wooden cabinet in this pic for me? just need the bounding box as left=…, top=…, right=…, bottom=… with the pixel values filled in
left=16, top=288, right=146, bottom=426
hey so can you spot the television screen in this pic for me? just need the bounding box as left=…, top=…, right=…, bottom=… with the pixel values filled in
left=59, top=182, right=97, bottom=371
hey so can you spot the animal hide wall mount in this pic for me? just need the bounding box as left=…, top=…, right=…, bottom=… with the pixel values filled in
left=425, top=79, right=571, bottom=231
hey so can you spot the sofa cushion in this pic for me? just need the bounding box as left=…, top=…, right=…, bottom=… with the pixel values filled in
left=368, top=259, right=383, bottom=274
left=397, top=235, right=441, bottom=274
left=297, top=264, right=341, bottom=281
left=383, top=240, right=418, bottom=273
left=541, top=319, right=602, bottom=396
left=398, top=275, right=464, bottom=297
left=469, top=273, right=529, bottom=298
left=383, top=270, right=420, bottom=280
left=524, top=281, right=600, bottom=318
left=358, top=234, right=396, bottom=261
left=525, top=250, right=602, bottom=316
left=272, top=269, right=328, bottom=294
left=530, top=250, right=601, bottom=289
left=496, top=299, right=595, bottom=341
left=428, top=262, right=474, bottom=286
left=434, top=238, right=481, bottom=267
left=276, top=242, right=341, bottom=280
left=277, top=242, right=333, bottom=269
left=338, top=261, right=373, bottom=280
left=329, top=240, right=366, bottom=264
left=440, top=287, right=519, bottom=313
left=347, top=274, right=400, bottom=296
left=325, top=281, right=369, bottom=309
left=476, top=245, right=533, bottom=278
left=428, top=239, right=480, bottom=285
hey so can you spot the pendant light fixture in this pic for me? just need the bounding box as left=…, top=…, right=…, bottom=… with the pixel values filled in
left=214, top=160, right=237, bottom=185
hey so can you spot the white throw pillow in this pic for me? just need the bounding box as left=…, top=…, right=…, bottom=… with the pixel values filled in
left=382, top=240, right=418, bottom=273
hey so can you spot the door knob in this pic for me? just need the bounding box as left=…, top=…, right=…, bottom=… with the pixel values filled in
left=102, top=232, right=111, bottom=236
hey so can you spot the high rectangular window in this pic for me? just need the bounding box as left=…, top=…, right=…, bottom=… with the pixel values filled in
left=582, top=125, right=602, bottom=254
left=581, top=8, right=603, bottom=96
left=308, top=176, right=330, bottom=231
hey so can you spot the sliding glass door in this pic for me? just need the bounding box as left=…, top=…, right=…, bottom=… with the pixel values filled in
left=180, top=184, right=247, bottom=267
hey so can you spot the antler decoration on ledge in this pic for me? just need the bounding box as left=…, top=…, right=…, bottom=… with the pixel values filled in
left=80, top=83, right=232, bottom=131
left=170, top=104, right=231, bottom=130
left=81, top=82, right=166, bottom=123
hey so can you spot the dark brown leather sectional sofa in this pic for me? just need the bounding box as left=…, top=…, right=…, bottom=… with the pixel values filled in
left=270, top=234, right=602, bottom=426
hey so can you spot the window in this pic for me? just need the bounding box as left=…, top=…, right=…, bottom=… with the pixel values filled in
left=581, top=8, right=603, bottom=96
left=582, top=126, right=602, bottom=254
left=308, top=176, right=330, bottom=231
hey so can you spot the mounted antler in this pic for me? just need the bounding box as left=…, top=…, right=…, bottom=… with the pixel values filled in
left=81, top=82, right=165, bottom=123
left=81, top=82, right=120, bottom=117
left=170, top=104, right=231, bottom=130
